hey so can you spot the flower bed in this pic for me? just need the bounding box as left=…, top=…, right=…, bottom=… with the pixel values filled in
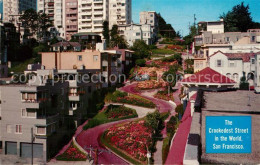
left=106, top=91, right=156, bottom=108
left=117, top=95, right=156, bottom=108
left=137, top=80, right=168, bottom=90
left=56, top=142, right=87, bottom=161
left=105, top=105, right=137, bottom=119
left=102, top=120, right=153, bottom=164
left=83, top=105, right=137, bottom=130
left=154, top=90, right=174, bottom=101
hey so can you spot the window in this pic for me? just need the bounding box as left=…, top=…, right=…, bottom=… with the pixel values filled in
left=6, top=125, right=12, bottom=133
left=229, top=61, right=235, bottom=67
left=136, top=32, right=140, bottom=36
left=21, top=109, right=36, bottom=118
left=217, top=60, right=222, bottom=67
left=233, top=73, right=239, bottom=81
left=37, top=127, right=46, bottom=135
left=252, top=36, right=255, bottom=42
left=252, top=59, right=255, bottom=64
left=93, top=55, right=98, bottom=61
left=150, top=20, right=153, bottom=23
left=226, top=73, right=232, bottom=79
left=226, top=37, right=230, bottom=42
left=15, top=125, right=22, bottom=134
left=150, top=14, right=153, bottom=17
left=27, top=109, right=36, bottom=117
left=78, top=55, right=82, bottom=61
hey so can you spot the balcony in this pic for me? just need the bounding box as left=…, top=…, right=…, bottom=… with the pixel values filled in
left=93, top=0, right=103, bottom=3
left=94, top=11, right=103, bottom=15
left=93, top=17, right=103, bottom=21
left=35, top=114, right=59, bottom=128
left=81, top=6, right=92, bottom=10
left=93, top=5, right=103, bottom=9
left=81, top=17, right=92, bottom=21
left=82, top=12, right=92, bottom=16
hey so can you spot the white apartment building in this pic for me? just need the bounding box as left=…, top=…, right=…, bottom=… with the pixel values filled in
left=78, top=0, right=109, bottom=36
left=206, top=19, right=224, bottom=34
left=140, top=11, right=158, bottom=31
left=140, top=11, right=158, bottom=43
left=109, top=0, right=131, bottom=29
left=3, top=0, right=37, bottom=23
left=118, top=23, right=152, bottom=46
left=38, top=0, right=65, bottom=37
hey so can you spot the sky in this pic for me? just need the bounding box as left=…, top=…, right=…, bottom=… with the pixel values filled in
left=132, top=0, right=260, bottom=36
left=0, top=0, right=2, bottom=20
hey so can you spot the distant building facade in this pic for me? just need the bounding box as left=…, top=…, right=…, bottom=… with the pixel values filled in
left=38, top=0, right=65, bottom=38
left=109, top=0, right=132, bottom=29
left=118, top=23, right=153, bottom=46
left=140, top=11, right=158, bottom=40
left=2, top=0, right=37, bottom=23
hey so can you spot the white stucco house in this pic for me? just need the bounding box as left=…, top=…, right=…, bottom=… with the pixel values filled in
left=209, top=51, right=258, bottom=87
left=118, top=23, right=153, bottom=46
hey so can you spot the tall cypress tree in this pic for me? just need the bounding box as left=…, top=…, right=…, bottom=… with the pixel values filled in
left=102, top=21, right=110, bottom=46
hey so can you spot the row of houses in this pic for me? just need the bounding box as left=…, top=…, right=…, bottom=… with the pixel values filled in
left=177, top=21, right=260, bottom=165
left=193, top=19, right=260, bottom=90
left=0, top=41, right=134, bottom=162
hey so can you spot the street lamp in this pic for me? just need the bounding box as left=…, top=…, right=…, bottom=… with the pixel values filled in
left=147, top=150, right=151, bottom=165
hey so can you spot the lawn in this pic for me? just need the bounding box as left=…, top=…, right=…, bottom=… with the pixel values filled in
left=83, top=105, right=138, bottom=130
left=9, top=58, right=36, bottom=74
left=106, top=91, right=156, bottom=108
left=151, top=49, right=175, bottom=55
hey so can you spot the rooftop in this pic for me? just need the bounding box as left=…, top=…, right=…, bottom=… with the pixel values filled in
left=181, top=67, right=236, bottom=84
left=201, top=90, right=260, bottom=164
left=210, top=51, right=256, bottom=62
left=203, top=90, right=260, bottom=112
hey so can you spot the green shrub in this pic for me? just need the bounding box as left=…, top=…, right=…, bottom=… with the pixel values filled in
left=83, top=105, right=138, bottom=130
left=162, top=136, right=171, bottom=164
left=166, top=116, right=178, bottom=135
left=135, top=59, right=146, bottom=67
left=175, top=104, right=184, bottom=116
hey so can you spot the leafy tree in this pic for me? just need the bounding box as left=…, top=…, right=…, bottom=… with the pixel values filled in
left=102, top=21, right=110, bottom=46
left=145, top=110, right=161, bottom=132
left=110, top=35, right=128, bottom=49
left=220, top=2, right=260, bottom=32
left=20, top=9, right=53, bottom=40
left=135, top=59, right=146, bottom=67
left=239, top=72, right=249, bottom=90
left=162, top=65, right=178, bottom=88
left=50, top=36, right=59, bottom=45
left=37, top=13, right=53, bottom=40
left=183, top=25, right=197, bottom=46
left=109, top=25, right=128, bottom=48
left=157, top=13, right=176, bottom=38
left=130, top=40, right=151, bottom=59
left=110, top=25, right=118, bottom=40
left=19, top=9, right=38, bottom=36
